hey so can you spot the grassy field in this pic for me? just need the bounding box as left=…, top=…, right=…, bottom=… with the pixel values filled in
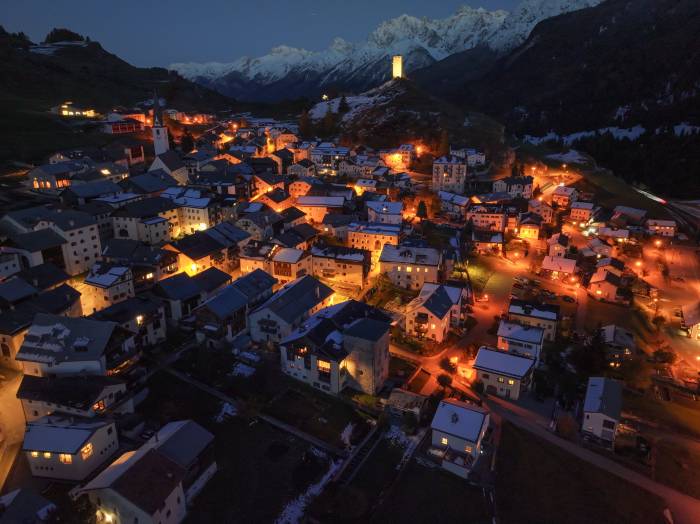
left=265, top=387, right=371, bottom=448
left=624, top=391, right=700, bottom=438
left=371, top=460, right=492, bottom=524
left=653, top=439, right=700, bottom=499
left=496, top=423, right=667, bottom=524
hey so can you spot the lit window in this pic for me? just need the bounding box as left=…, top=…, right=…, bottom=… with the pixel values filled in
left=145, top=272, right=154, bottom=279
left=440, top=437, right=448, bottom=446
left=81, top=443, right=93, bottom=460
left=431, top=324, right=436, bottom=330
left=136, top=315, right=144, bottom=326
left=30, top=451, right=39, bottom=458
left=465, top=445, right=473, bottom=453
left=507, top=379, right=515, bottom=386
left=406, top=266, right=412, bottom=272
left=93, top=399, right=106, bottom=412
left=317, top=360, right=331, bottom=373
left=43, top=452, right=52, bottom=459
left=497, top=377, right=505, bottom=383
left=59, top=453, right=72, bottom=464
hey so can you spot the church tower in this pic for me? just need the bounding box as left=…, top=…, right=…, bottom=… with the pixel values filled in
left=151, top=91, right=169, bottom=156
left=392, top=55, right=403, bottom=79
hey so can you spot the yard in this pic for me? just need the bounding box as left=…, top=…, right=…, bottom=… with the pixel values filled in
left=139, top=373, right=333, bottom=523
left=370, top=460, right=492, bottom=523
left=496, top=423, right=668, bottom=524
left=623, top=391, right=700, bottom=438
left=264, top=387, right=372, bottom=448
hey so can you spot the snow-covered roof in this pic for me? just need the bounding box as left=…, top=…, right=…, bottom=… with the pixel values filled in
left=379, top=244, right=441, bottom=266
left=85, top=263, right=130, bottom=288
left=366, top=201, right=403, bottom=215
left=553, top=185, right=576, bottom=197
left=541, top=256, right=577, bottom=273
left=431, top=399, right=488, bottom=443
left=439, top=191, right=469, bottom=207
left=272, top=248, right=307, bottom=264
left=296, top=196, right=345, bottom=208
left=508, top=299, right=559, bottom=321
left=571, top=201, right=594, bottom=210
left=497, top=320, right=544, bottom=345
left=23, top=416, right=110, bottom=454
left=473, top=346, right=534, bottom=379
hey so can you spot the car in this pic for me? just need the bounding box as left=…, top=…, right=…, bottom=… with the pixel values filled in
left=562, top=295, right=576, bottom=303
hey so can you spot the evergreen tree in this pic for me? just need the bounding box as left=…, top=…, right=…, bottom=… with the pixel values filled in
left=320, top=110, right=337, bottom=138
left=338, top=95, right=350, bottom=114
left=44, top=28, right=84, bottom=44
left=298, top=109, right=312, bottom=138
left=416, top=200, right=428, bottom=219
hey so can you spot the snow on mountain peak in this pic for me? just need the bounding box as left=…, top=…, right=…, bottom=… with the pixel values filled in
left=171, top=0, right=602, bottom=86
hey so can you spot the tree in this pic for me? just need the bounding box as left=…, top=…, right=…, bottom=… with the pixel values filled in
left=320, top=110, right=338, bottom=138
left=180, top=130, right=195, bottom=153
left=653, top=349, right=676, bottom=364
left=439, top=357, right=456, bottom=373
left=416, top=200, right=428, bottom=219
left=338, top=95, right=350, bottom=114
left=437, top=373, right=453, bottom=389
left=298, top=109, right=313, bottom=138
left=437, top=129, right=450, bottom=157
left=44, top=28, right=84, bottom=44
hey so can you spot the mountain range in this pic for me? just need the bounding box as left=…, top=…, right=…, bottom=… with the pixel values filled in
left=171, top=0, right=601, bottom=102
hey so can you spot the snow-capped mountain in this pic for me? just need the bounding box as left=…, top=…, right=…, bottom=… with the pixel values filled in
left=170, top=0, right=601, bottom=101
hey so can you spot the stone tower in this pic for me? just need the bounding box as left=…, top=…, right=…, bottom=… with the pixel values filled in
left=151, top=91, right=169, bottom=156
left=392, top=55, right=403, bottom=79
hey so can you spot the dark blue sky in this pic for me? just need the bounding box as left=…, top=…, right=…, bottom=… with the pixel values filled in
left=3, top=0, right=519, bottom=67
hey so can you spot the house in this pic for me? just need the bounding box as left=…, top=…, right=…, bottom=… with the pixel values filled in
left=79, top=420, right=215, bottom=523
left=18, top=372, right=130, bottom=422
left=507, top=299, right=559, bottom=342
left=473, top=346, right=534, bottom=401
left=288, top=159, right=316, bottom=178
left=269, top=148, right=295, bottom=174
left=295, top=196, right=345, bottom=223
left=466, top=204, right=506, bottom=232
left=149, top=151, right=188, bottom=185
left=681, top=300, right=700, bottom=340
left=541, top=256, right=578, bottom=281
left=404, top=284, right=467, bottom=343
left=645, top=219, right=677, bottom=238
left=257, top=188, right=294, bottom=213
left=450, top=147, right=486, bottom=167
left=91, top=296, right=167, bottom=349
left=366, top=201, right=403, bottom=225
left=16, top=314, right=137, bottom=378
left=347, top=223, right=400, bottom=255
left=354, top=178, right=378, bottom=195
left=471, top=230, right=503, bottom=255
left=152, top=268, right=229, bottom=323
left=588, top=271, right=624, bottom=302
left=600, top=324, right=635, bottom=364
left=193, top=285, right=248, bottom=347
left=379, top=244, right=442, bottom=290
left=438, top=191, right=469, bottom=219
left=60, top=180, right=123, bottom=206
left=310, top=245, right=370, bottom=290
left=101, top=238, right=179, bottom=291
left=493, top=175, right=533, bottom=199
left=274, top=223, right=318, bottom=250
left=596, top=257, right=625, bottom=277
left=248, top=275, right=334, bottom=344
left=546, top=233, right=568, bottom=257
left=570, top=201, right=595, bottom=223
left=280, top=207, right=307, bottom=230
left=432, top=156, right=468, bottom=194
left=280, top=300, right=391, bottom=395
left=120, top=171, right=178, bottom=196
left=1, top=206, right=102, bottom=276
left=517, top=212, right=542, bottom=240
left=111, top=197, right=179, bottom=245
left=528, top=199, right=554, bottom=224
left=551, top=186, right=578, bottom=208
left=252, top=172, right=285, bottom=197
left=28, top=161, right=89, bottom=192
left=582, top=377, right=622, bottom=444
left=83, top=263, right=135, bottom=313
left=164, top=230, right=229, bottom=276
left=235, top=209, right=283, bottom=241
left=496, top=320, right=545, bottom=362
left=385, top=389, right=428, bottom=421
left=270, top=248, right=312, bottom=286
left=430, top=399, right=489, bottom=478
left=612, top=205, right=647, bottom=227
left=102, top=118, right=143, bottom=134
left=23, top=415, right=118, bottom=481
left=230, top=268, right=277, bottom=310
left=160, top=187, right=219, bottom=235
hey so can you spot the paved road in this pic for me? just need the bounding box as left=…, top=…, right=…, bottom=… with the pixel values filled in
left=487, top=395, right=700, bottom=524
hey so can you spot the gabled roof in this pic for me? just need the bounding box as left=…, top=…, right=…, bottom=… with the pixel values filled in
left=122, top=171, right=178, bottom=194
left=153, top=272, right=202, bottom=301
left=112, top=196, right=177, bottom=219
left=231, top=269, right=277, bottom=302
left=154, top=150, right=185, bottom=172
left=473, top=346, right=534, bottom=379
left=17, top=374, right=123, bottom=410
left=167, top=231, right=225, bottom=260
left=583, top=377, right=622, bottom=419
left=255, top=275, right=332, bottom=323
left=7, top=229, right=67, bottom=252
left=343, top=317, right=389, bottom=342
left=62, top=180, right=122, bottom=199
left=153, top=420, right=214, bottom=469
left=198, top=285, right=248, bottom=318
left=23, top=416, right=112, bottom=454
left=91, top=296, right=162, bottom=325
left=431, top=399, right=488, bottom=442
left=497, top=320, right=544, bottom=344
left=15, top=263, right=69, bottom=290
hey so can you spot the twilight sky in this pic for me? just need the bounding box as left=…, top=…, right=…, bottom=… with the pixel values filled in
left=2, top=0, right=520, bottom=67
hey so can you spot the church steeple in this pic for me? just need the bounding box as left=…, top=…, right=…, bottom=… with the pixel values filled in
left=151, top=89, right=169, bottom=156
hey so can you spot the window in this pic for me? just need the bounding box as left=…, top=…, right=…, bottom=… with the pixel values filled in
left=30, top=451, right=39, bottom=458
left=465, top=445, right=473, bottom=454
left=59, top=453, right=72, bottom=464
left=602, top=420, right=616, bottom=430
left=440, top=437, right=448, bottom=446
left=507, top=379, right=515, bottom=386
left=43, top=452, right=51, bottom=459
left=497, top=377, right=505, bottom=383
left=81, top=442, right=93, bottom=460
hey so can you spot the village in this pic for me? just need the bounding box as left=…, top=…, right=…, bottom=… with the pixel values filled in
left=1, top=54, right=700, bottom=524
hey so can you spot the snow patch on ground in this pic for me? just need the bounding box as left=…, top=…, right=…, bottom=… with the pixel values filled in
left=275, top=459, right=341, bottom=524
left=523, top=125, right=646, bottom=145
left=231, top=363, right=256, bottom=377
left=546, top=150, right=589, bottom=164
left=340, top=423, right=355, bottom=449
left=214, top=402, right=237, bottom=423
left=309, top=447, right=328, bottom=460
left=309, top=94, right=388, bottom=124
left=673, top=122, right=700, bottom=136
